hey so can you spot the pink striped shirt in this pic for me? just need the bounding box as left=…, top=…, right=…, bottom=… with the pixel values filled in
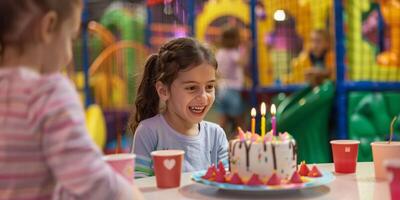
left=0, top=68, right=133, bottom=200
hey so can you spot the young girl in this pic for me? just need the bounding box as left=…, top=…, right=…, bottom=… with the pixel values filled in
left=130, top=38, right=228, bottom=178
left=0, top=1, right=143, bottom=199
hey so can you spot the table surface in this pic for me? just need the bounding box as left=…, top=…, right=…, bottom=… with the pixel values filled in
left=136, top=162, right=390, bottom=200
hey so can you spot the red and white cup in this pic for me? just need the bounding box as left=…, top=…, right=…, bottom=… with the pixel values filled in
left=104, top=153, right=136, bottom=183
left=384, top=159, right=400, bottom=200
left=151, top=150, right=185, bottom=188
left=330, top=140, right=360, bottom=173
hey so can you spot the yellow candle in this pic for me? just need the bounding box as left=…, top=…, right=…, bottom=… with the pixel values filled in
left=261, top=102, right=266, bottom=137
left=251, top=108, right=256, bottom=134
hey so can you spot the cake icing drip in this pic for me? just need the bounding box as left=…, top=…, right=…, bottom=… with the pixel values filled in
left=229, top=129, right=298, bottom=181
left=230, top=133, right=297, bottom=173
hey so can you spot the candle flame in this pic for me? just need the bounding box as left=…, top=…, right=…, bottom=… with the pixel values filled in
left=271, top=104, right=276, bottom=115
left=251, top=108, right=257, bottom=117
left=260, top=102, right=266, bottom=116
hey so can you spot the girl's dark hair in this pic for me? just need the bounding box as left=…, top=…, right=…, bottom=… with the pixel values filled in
left=0, top=0, right=82, bottom=56
left=220, top=26, right=241, bottom=49
left=129, top=37, right=218, bottom=134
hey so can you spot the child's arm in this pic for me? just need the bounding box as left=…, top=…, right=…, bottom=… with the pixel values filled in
left=40, top=77, right=143, bottom=200
left=132, top=125, right=157, bottom=178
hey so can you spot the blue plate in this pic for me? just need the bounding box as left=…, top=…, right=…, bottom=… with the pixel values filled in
left=191, top=170, right=335, bottom=192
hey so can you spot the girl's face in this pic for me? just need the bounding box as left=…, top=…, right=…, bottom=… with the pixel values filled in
left=41, top=6, right=81, bottom=74
left=164, top=63, right=216, bottom=126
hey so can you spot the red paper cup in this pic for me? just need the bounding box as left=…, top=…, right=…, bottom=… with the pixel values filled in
left=151, top=150, right=185, bottom=188
left=330, top=140, right=360, bottom=173
left=104, top=153, right=135, bottom=183
left=384, top=159, right=400, bottom=200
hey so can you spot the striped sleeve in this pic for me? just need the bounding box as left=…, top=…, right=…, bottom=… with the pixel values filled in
left=132, top=124, right=157, bottom=178
left=38, top=76, right=132, bottom=199
left=134, top=155, right=153, bottom=178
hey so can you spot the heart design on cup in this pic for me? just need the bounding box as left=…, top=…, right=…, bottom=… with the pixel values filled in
left=163, top=159, right=176, bottom=170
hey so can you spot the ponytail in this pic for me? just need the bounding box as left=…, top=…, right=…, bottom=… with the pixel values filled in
left=129, top=54, right=160, bottom=134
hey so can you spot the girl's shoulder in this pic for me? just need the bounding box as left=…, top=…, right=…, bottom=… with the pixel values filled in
left=136, top=114, right=163, bottom=132
left=138, top=114, right=161, bottom=125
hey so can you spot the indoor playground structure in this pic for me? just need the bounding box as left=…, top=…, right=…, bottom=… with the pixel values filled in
left=196, top=0, right=333, bottom=86
left=74, top=2, right=150, bottom=153
left=74, top=0, right=400, bottom=163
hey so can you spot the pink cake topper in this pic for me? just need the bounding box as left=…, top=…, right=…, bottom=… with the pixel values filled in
left=279, top=132, right=290, bottom=141
left=264, top=131, right=273, bottom=142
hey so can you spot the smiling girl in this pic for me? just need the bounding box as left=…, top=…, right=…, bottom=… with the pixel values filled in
left=129, top=38, right=228, bottom=178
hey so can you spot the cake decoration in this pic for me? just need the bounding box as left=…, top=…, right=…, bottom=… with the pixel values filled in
left=217, top=161, right=226, bottom=176
left=247, top=174, right=264, bottom=186
left=290, top=171, right=303, bottom=183
left=215, top=171, right=226, bottom=183
left=200, top=103, right=325, bottom=187
left=266, top=172, right=281, bottom=185
left=230, top=128, right=297, bottom=180
left=202, top=164, right=217, bottom=180
left=229, top=173, right=243, bottom=185
left=298, top=161, right=310, bottom=176
left=308, top=165, right=322, bottom=177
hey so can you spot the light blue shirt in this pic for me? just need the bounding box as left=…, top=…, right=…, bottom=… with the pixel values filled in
left=131, top=114, right=228, bottom=178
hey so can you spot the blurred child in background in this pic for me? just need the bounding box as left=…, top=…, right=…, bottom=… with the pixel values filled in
left=0, top=0, right=143, bottom=199
left=215, top=26, right=248, bottom=137
left=291, top=29, right=335, bottom=86
left=130, top=38, right=228, bottom=178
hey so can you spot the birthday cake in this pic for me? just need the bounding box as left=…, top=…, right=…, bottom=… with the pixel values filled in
left=229, top=130, right=297, bottom=181
left=202, top=128, right=322, bottom=185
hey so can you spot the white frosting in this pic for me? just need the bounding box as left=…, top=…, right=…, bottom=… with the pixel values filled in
left=229, top=138, right=297, bottom=180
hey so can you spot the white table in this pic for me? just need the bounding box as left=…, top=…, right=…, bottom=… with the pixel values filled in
left=136, top=162, right=391, bottom=200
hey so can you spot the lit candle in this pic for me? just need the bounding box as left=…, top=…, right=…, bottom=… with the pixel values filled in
left=251, top=108, right=256, bottom=134
left=260, top=102, right=266, bottom=138
left=271, top=104, right=276, bottom=136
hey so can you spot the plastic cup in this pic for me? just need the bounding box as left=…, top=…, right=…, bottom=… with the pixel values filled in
left=104, top=153, right=136, bottom=183
left=371, top=141, right=400, bottom=180
left=151, top=150, right=185, bottom=188
left=330, top=140, right=360, bottom=173
left=384, top=159, right=400, bottom=200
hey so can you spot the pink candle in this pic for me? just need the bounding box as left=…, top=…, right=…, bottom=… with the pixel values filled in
left=271, top=104, right=276, bottom=136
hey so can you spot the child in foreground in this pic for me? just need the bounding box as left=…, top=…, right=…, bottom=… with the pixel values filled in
left=0, top=0, right=143, bottom=199
left=130, top=37, right=229, bottom=178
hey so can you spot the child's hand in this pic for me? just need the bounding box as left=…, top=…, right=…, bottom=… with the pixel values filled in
left=305, top=68, right=330, bottom=86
